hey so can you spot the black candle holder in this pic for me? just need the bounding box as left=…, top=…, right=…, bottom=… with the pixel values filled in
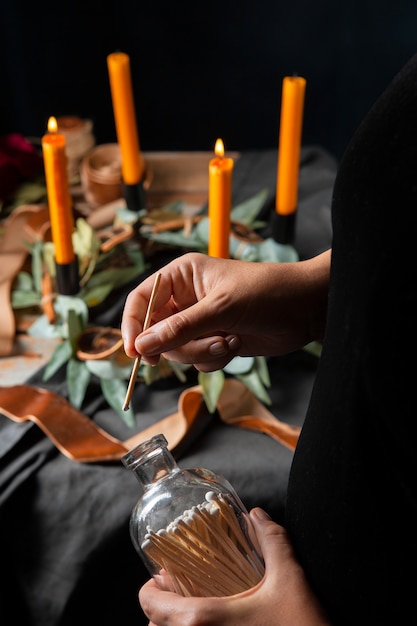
left=271, top=210, right=297, bottom=245
left=122, top=179, right=147, bottom=213
left=55, top=258, right=79, bottom=296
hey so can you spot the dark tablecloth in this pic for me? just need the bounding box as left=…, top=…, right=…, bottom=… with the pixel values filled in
left=0, top=147, right=336, bottom=625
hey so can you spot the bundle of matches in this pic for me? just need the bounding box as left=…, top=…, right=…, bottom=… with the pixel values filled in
left=141, top=491, right=265, bottom=597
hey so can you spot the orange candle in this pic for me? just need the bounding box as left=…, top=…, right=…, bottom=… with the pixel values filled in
left=42, top=116, right=75, bottom=265
left=275, top=75, right=306, bottom=215
left=107, top=51, right=144, bottom=185
left=208, top=139, right=234, bottom=258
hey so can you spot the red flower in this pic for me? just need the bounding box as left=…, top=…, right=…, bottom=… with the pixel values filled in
left=0, top=133, right=43, bottom=201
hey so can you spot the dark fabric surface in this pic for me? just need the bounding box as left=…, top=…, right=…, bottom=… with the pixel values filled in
left=0, top=147, right=335, bottom=625
left=286, top=54, right=417, bottom=624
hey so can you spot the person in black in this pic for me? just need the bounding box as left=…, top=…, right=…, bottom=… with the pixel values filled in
left=121, top=53, right=417, bottom=625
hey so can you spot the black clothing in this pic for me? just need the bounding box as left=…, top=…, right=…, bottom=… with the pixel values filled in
left=286, top=53, right=417, bottom=624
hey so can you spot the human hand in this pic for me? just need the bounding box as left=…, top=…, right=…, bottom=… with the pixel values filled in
left=139, top=507, right=332, bottom=626
left=121, top=251, right=330, bottom=372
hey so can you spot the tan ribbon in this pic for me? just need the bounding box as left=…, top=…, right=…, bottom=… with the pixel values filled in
left=0, top=379, right=300, bottom=463
left=0, top=204, right=50, bottom=356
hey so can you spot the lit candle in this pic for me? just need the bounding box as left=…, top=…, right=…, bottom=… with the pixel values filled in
left=208, top=139, right=234, bottom=258
left=107, top=51, right=144, bottom=185
left=275, top=75, right=306, bottom=215
left=42, top=116, right=75, bottom=265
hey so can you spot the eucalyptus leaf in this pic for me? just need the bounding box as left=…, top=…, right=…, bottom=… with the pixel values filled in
left=85, top=266, right=142, bottom=289
left=117, top=206, right=145, bottom=224
left=85, top=358, right=132, bottom=380
left=111, top=265, right=144, bottom=286
left=54, top=296, right=89, bottom=331
left=42, top=242, right=57, bottom=277
left=31, top=240, right=44, bottom=295
left=198, top=369, right=225, bottom=413
left=163, top=200, right=186, bottom=214
left=67, top=308, right=84, bottom=351
left=80, top=283, right=115, bottom=308
left=231, top=189, right=269, bottom=225
left=67, top=358, right=91, bottom=408
left=230, top=243, right=258, bottom=261
left=5, top=178, right=47, bottom=211
left=255, top=356, right=271, bottom=387
left=138, top=359, right=190, bottom=385
left=192, top=218, right=210, bottom=245
left=100, top=378, right=135, bottom=427
left=72, top=218, right=101, bottom=258
left=140, top=363, right=162, bottom=385
left=237, top=370, right=272, bottom=405
left=42, top=340, right=72, bottom=381
left=13, top=271, right=34, bottom=291
left=11, top=289, right=40, bottom=309
left=124, top=246, right=146, bottom=273
left=250, top=220, right=268, bottom=230
left=79, top=263, right=143, bottom=308
left=142, top=229, right=206, bottom=251
left=303, top=341, right=322, bottom=358
left=28, top=313, right=66, bottom=339
left=223, top=355, right=255, bottom=375
left=257, top=238, right=299, bottom=263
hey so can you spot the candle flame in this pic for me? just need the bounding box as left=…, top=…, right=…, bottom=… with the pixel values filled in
left=47, top=116, right=58, bottom=133
left=214, top=138, right=224, bottom=158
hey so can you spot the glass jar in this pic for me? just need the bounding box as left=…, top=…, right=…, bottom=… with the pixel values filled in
left=122, top=433, right=265, bottom=597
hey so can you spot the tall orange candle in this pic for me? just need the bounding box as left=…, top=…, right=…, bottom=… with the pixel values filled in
left=275, top=75, right=306, bottom=215
left=107, top=51, right=144, bottom=185
left=42, top=116, right=75, bottom=265
left=208, top=139, right=234, bottom=258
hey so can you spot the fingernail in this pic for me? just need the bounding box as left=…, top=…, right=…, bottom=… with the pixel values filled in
left=209, top=341, right=228, bottom=357
left=226, top=335, right=241, bottom=351
left=136, top=331, right=159, bottom=354
left=252, top=507, right=271, bottom=521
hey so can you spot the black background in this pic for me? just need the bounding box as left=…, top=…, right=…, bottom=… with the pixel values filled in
left=1, top=0, right=417, bottom=160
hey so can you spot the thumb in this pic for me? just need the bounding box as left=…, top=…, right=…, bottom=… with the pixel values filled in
left=249, top=508, right=295, bottom=572
left=248, top=509, right=332, bottom=624
left=135, top=296, right=227, bottom=357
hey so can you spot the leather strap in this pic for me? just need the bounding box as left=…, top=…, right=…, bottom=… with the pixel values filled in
left=0, top=384, right=206, bottom=462
left=0, top=379, right=300, bottom=463
left=0, top=204, right=50, bottom=356
left=216, top=378, right=301, bottom=450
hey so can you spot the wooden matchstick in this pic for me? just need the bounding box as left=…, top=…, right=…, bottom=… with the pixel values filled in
left=123, top=272, right=162, bottom=411
left=147, top=526, right=242, bottom=596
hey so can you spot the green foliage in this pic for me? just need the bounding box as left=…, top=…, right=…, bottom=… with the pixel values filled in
left=139, top=189, right=269, bottom=253
left=198, top=369, right=225, bottom=413
left=67, top=358, right=91, bottom=409
left=43, top=340, right=73, bottom=379
left=198, top=354, right=272, bottom=413
left=9, top=191, right=314, bottom=430
left=139, top=189, right=299, bottom=264
left=100, top=378, right=136, bottom=427
left=2, top=177, right=47, bottom=214
left=11, top=270, right=40, bottom=308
